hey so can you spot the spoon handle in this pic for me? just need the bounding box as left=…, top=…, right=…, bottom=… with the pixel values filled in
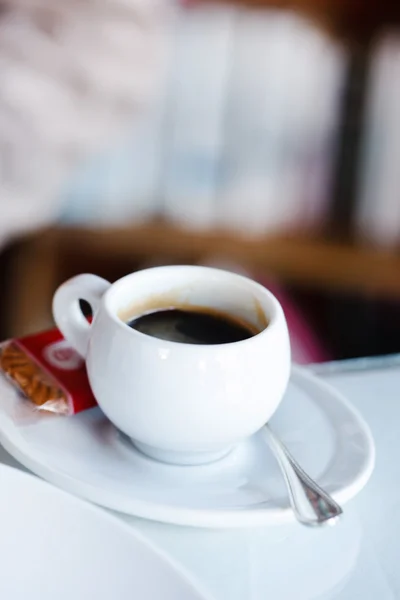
left=263, top=425, right=343, bottom=527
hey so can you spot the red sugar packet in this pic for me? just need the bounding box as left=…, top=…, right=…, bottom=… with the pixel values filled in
left=0, top=328, right=97, bottom=415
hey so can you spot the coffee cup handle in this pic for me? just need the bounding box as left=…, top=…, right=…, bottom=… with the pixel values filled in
left=52, top=274, right=111, bottom=358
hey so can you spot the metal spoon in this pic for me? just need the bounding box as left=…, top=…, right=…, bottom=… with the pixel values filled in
left=262, top=425, right=343, bottom=527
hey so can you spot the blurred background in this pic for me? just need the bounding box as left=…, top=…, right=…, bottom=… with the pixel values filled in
left=1, top=0, right=400, bottom=364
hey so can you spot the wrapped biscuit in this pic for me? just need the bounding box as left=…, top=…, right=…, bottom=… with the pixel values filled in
left=0, top=328, right=97, bottom=415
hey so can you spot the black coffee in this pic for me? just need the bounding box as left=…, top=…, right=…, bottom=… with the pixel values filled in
left=127, top=308, right=257, bottom=345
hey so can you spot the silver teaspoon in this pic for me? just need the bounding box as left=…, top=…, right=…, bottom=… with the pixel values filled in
left=262, top=425, right=343, bottom=527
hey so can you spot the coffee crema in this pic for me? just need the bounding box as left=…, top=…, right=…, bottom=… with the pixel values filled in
left=126, top=307, right=259, bottom=345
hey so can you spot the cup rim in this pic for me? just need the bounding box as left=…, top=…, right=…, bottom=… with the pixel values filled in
left=102, top=265, right=283, bottom=349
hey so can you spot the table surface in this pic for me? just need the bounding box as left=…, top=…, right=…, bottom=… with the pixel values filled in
left=0, top=355, right=399, bottom=600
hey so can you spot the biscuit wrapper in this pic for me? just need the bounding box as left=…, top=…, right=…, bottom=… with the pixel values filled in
left=0, top=328, right=97, bottom=416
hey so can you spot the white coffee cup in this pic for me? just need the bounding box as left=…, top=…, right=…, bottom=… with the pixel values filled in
left=53, top=266, right=291, bottom=465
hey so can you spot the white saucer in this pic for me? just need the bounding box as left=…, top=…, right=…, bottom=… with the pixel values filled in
left=0, top=366, right=374, bottom=528
left=0, top=464, right=210, bottom=600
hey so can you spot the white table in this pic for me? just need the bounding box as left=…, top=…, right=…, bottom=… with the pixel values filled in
left=1, top=358, right=398, bottom=599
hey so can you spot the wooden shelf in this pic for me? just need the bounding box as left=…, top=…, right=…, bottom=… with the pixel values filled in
left=54, top=224, right=400, bottom=298
left=4, top=224, right=400, bottom=338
